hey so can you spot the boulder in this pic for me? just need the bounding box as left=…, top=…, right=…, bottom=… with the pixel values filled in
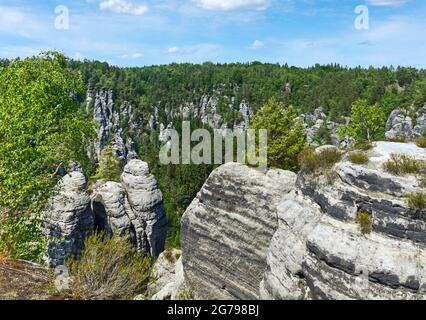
left=181, top=163, right=297, bottom=299
left=385, top=106, right=426, bottom=140
left=148, top=249, right=186, bottom=300
left=121, top=160, right=168, bottom=258
left=43, top=171, right=94, bottom=267
left=180, top=142, right=426, bottom=300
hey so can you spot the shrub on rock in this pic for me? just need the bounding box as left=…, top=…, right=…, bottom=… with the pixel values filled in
left=67, top=232, right=152, bottom=300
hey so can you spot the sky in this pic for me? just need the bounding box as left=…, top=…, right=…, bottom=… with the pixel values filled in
left=0, top=0, right=425, bottom=67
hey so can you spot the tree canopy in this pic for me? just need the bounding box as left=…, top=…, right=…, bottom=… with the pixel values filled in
left=0, top=52, right=95, bottom=214
left=251, top=98, right=307, bottom=171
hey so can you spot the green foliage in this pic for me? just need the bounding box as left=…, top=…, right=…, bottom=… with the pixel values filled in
left=0, top=52, right=96, bottom=214
left=348, top=152, right=369, bottom=165
left=251, top=98, right=307, bottom=171
left=91, top=146, right=122, bottom=182
left=383, top=154, right=424, bottom=175
left=63, top=60, right=426, bottom=249
left=355, top=142, right=374, bottom=151
left=299, top=147, right=342, bottom=174
left=176, top=288, right=195, bottom=300
left=416, top=137, right=426, bottom=148
left=419, top=176, right=426, bottom=188
left=162, top=249, right=181, bottom=264
left=67, top=232, right=152, bottom=300
left=406, top=193, right=426, bottom=210
left=0, top=213, right=47, bottom=263
left=344, top=99, right=385, bottom=143
left=356, top=211, right=373, bottom=235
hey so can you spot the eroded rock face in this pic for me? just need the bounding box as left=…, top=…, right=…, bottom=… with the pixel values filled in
left=385, top=105, right=426, bottom=140
left=147, top=249, right=186, bottom=300
left=181, top=163, right=297, bottom=299
left=43, top=171, right=94, bottom=267
left=45, top=160, right=168, bottom=266
left=180, top=142, right=426, bottom=300
left=87, top=88, right=138, bottom=163
left=91, top=160, right=168, bottom=258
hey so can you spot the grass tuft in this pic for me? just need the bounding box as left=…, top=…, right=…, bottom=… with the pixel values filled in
left=406, top=193, right=426, bottom=210
left=348, top=152, right=369, bottom=165
left=416, top=137, right=426, bottom=148
left=383, top=153, right=424, bottom=175
left=356, top=211, right=373, bottom=235
left=299, top=147, right=342, bottom=174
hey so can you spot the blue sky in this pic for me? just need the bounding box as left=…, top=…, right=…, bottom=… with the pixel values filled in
left=0, top=0, right=425, bottom=67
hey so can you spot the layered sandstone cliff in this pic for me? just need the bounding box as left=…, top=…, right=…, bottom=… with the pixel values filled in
left=179, top=142, right=426, bottom=300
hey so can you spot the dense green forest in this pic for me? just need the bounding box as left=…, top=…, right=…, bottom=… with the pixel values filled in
left=70, top=60, right=426, bottom=119
left=65, top=60, right=426, bottom=247
left=2, top=55, right=426, bottom=251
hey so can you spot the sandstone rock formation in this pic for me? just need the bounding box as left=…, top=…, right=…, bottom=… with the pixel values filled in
left=299, top=108, right=348, bottom=148
left=180, top=142, right=426, bottom=300
left=44, top=160, right=167, bottom=266
left=181, top=163, right=297, bottom=299
left=120, top=160, right=168, bottom=257
left=146, top=249, right=186, bottom=300
left=43, top=171, right=94, bottom=267
left=91, top=159, right=168, bottom=258
left=87, top=88, right=138, bottom=163
left=385, top=104, right=426, bottom=140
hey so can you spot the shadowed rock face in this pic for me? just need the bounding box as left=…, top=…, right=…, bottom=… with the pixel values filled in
left=43, top=171, right=94, bottom=267
left=44, top=160, right=167, bottom=267
left=90, top=160, right=168, bottom=258
left=87, top=88, right=138, bottom=164
left=181, top=163, right=297, bottom=300
left=180, top=142, right=426, bottom=300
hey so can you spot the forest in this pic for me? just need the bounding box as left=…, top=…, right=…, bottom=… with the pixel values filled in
left=1, top=54, right=426, bottom=251
left=68, top=59, right=426, bottom=248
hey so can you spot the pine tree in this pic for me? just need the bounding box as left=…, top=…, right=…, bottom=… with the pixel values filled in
left=92, top=146, right=122, bottom=182
left=251, top=98, right=307, bottom=171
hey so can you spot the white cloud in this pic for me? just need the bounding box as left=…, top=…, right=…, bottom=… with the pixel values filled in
left=193, top=0, right=270, bottom=11
left=100, top=0, right=149, bottom=15
left=366, top=0, right=407, bottom=7
left=120, top=52, right=143, bottom=59
left=250, top=40, right=264, bottom=49
left=167, top=46, right=179, bottom=53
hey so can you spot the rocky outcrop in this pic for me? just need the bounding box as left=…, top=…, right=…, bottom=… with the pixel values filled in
left=43, top=171, right=94, bottom=267
left=87, top=88, right=138, bottom=163
left=91, top=160, right=168, bottom=257
left=299, top=108, right=350, bottom=148
left=45, top=160, right=167, bottom=266
left=180, top=142, right=426, bottom=300
left=385, top=104, right=426, bottom=140
left=121, top=160, right=168, bottom=257
left=147, top=249, right=186, bottom=300
left=262, top=142, right=426, bottom=299
left=181, top=163, right=297, bottom=299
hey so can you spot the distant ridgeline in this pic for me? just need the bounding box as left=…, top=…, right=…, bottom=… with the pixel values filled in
left=70, top=60, right=426, bottom=121
left=62, top=60, right=426, bottom=248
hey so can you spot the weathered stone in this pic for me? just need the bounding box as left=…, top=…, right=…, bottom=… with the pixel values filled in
left=87, top=88, right=138, bottom=163
left=181, top=163, right=297, bottom=299
left=121, top=160, right=168, bottom=258
left=180, top=142, right=426, bottom=300
left=43, top=171, right=94, bottom=267
left=148, top=249, right=186, bottom=300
